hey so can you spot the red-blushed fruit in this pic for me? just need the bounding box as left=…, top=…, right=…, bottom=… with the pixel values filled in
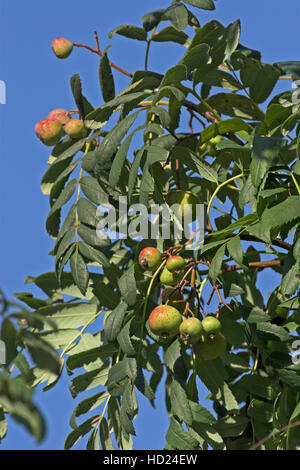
left=160, top=287, right=185, bottom=313
left=160, top=267, right=182, bottom=286
left=165, top=190, right=200, bottom=223
left=180, top=317, right=204, bottom=345
left=63, top=118, right=88, bottom=139
left=51, top=38, right=73, bottom=59
left=193, top=332, right=226, bottom=360
left=48, top=109, right=70, bottom=126
left=148, top=305, right=183, bottom=339
left=202, top=316, right=222, bottom=336
left=166, top=255, right=186, bottom=273
left=34, top=118, right=63, bottom=146
left=138, top=247, right=162, bottom=272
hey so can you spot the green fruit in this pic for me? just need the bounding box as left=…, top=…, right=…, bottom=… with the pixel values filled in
left=165, top=190, right=200, bottom=223
left=160, top=267, right=182, bottom=286
left=160, top=287, right=185, bottom=313
left=63, top=119, right=88, bottom=139
left=199, top=135, right=222, bottom=153
left=148, top=305, right=183, bottom=339
left=51, top=37, right=73, bottom=59
left=193, top=333, right=226, bottom=360
left=138, top=247, right=162, bottom=272
left=180, top=317, right=204, bottom=345
left=166, top=255, right=186, bottom=273
left=34, top=118, right=63, bottom=146
left=202, top=315, right=222, bottom=336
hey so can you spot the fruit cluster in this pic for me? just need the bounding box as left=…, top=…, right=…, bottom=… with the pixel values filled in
left=34, top=110, right=88, bottom=147
left=138, top=246, right=227, bottom=360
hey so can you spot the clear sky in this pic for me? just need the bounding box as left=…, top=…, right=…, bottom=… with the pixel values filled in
left=0, top=0, right=300, bottom=450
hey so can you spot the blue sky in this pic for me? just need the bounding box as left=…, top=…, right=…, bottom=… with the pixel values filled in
left=0, top=0, right=300, bottom=450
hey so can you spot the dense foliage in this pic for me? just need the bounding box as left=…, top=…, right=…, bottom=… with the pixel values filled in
left=1, top=0, right=300, bottom=450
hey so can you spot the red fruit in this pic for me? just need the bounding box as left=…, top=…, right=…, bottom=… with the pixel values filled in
left=34, top=118, right=63, bottom=146
left=63, top=119, right=88, bottom=139
left=166, top=255, right=186, bottom=273
left=149, top=305, right=183, bottom=339
left=48, top=109, right=70, bottom=126
left=138, top=247, right=162, bottom=272
left=51, top=38, right=73, bottom=59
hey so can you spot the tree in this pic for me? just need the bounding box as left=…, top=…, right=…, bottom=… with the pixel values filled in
left=1, top=0, right=300, bottom=450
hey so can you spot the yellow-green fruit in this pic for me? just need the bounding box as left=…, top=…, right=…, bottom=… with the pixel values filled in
left=165, top=190, right=200, bottom=223
left=51, top=37, right=73, bottom=59
left=160, top=267, right=182, bottom=286
left=166, top=255, right=186, bottom=273
left=64, top=119, right=88, bottom=139
left=202, top=315, right=221, bottom=336
left=180, top=317, right=204, bottom=345
left=148, top=305, right=183, bottom=339
left=193, top=333, right=227, bottom=360
left=199, top=135, right=223, bottom=153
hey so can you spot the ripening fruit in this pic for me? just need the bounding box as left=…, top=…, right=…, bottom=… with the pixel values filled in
left=165, top=190, right=200, bottom=223
left=166, top=255, right=186, bottom=273
left=160, top=287, right=185, bottom=313
left=34, top=118, right=63, bottom=146
left=199, top=135, right=223, bottom=153
left=180, top=317, right=204, bottom=345
left=63, top=119, right=88, bottom=139
left=193, top=333, right=226, bottom=360
left=48, top=109, right=70, bottom=126
left=138, top=247, right=162, bottom=272
left=51, top=37, right=73, bottom=59
left=202, top=316, right=222, bottom=336
left=148, top=305, right=183, bottom=339
left=160, top=266, right=182, bottom=286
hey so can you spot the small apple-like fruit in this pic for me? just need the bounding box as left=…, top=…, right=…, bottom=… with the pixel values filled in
left=63, top=119, right=88, bottom=139
left=161, top=287, right=185, bottom=313
left=160, top=267, right=182, bottom=286
left=165, top=190, right=200, bottom=223
left=202, top=315, right=222, bottom=336
left=138, top=247, right=162, bottom=272
left=166, top=255, right=186, bottom=273
left=34, top=118, right=63, bottom=146
left=199, top=135, right=223, bottom=153
left=48, top=109, right=70, bottom=126
left=148, top=305, right=183, bottom=339
left=51, top=38, right=73, bottom=59
left=193, top=332, right=226, bottom=360
left=180, top=317, right=204, bottom=345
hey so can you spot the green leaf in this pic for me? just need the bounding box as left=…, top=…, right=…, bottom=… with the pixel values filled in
left=286, top=402, right=300, bottom=450
left=182, top=0, right=215, bottom=10
left=117, top=318, right=136, bottom=356
left=209, top=244, right=226, bottom=281
left=80, top=176, right=108, bottom=205
left=170, top=380, right=193, bottom=425
left=109, top=25, right=147, bottom=41
left=174, top=146, right=218, bottom=182
left=242, top=60, right=280, bottom=104
left=78, top=242, right=110, bottom=268
left=21, top=330, right=61, bottom=374
left=71, top=391, right=109, bottom=424
left=99, top=48, right=115, bottom=103
left=70, top=74, right=93, bottom=119
left=204, top=93, right=265, bottom=121
left=215, top=416, right=249, bottom=438
left=65, top=415, right=97, bottom=449
left=164, top=338, right=187, bottom=382
left=37, top=302, right=99, bottom=329
left=95, top=110, right=140, bottom=178
left=0, top=407, right=7, bottom=441
left=152, top=27, right=189, bottom=46
left=256, top=322, right=291, bottom=342
left=165, top=4, right=189, bottom=31
left=250, top=135, right=285, bottom=188
left=104, top=301, right=128, bottom=342
left=69, top=367, right=109, bottom=398
left=100, top=417, right=115, bottom=450
left=70, top=248, right=89, bottom=296
left=200, top=118, right=252, bottom=144
left=227, top=236, right=245, bottom=267
left=180, top=43, right=211, bottom=73
left=166, top=417, right=199, bottom=450
left=142, top=9, right=165, bottom=31
left=1, top=319, right=17, bottom=365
